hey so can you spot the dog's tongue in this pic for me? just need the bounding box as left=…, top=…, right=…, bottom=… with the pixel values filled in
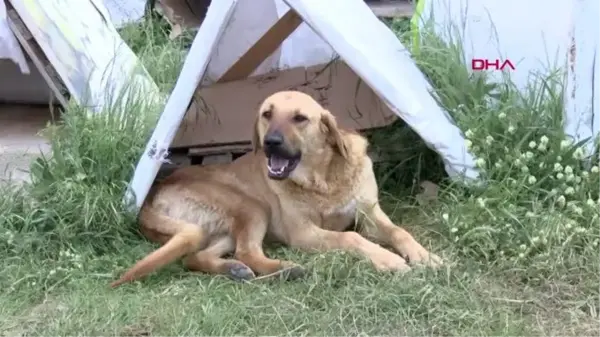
left=269, top=156, right=289, bottom=170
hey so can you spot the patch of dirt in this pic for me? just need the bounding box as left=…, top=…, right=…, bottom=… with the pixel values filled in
left=3, top=296, right=68, bottom=336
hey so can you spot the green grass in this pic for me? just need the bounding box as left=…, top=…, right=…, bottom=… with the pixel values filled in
left=1, top=15, right=599, bottom=336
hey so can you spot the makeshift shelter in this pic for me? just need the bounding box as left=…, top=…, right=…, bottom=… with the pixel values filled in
left=125, top=0, right=480, bottom=210
left=0, top=0, right=158, bottom=182
left=0, top=0, right=158, bottom=110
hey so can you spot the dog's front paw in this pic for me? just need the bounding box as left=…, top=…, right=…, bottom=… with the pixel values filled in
left=398, top=239, right=442, bottom=268
left=371, top=250, right=411, bottom=272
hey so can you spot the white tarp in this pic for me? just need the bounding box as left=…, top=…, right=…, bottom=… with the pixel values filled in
left=126, top=0, right=479, bottom=210
left=416, top=0, right=573, bottom=92
left=3, top=0, right=160, bottom=112
left=564, top=0, right=599, bottom=156
left=101, top=0, right=146, bottom=28
left=0, top=0, right=29, bottom=73
left=416, top=0, right=599, bottom=156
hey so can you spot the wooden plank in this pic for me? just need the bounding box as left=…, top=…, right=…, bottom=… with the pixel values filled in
left=188, top=143, right=252, bottom=156
left=216, top=9, right=303, bottom=83
left=125, top=0, right=238, bottom=211
left=202, top=153, right=233, bottom=165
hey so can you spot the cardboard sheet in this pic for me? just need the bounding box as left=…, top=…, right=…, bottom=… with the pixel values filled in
left=173, top=61, right=397, bottom=147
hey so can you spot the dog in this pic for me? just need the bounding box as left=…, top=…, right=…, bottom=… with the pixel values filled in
left=110, top=91, right=442, bottom=287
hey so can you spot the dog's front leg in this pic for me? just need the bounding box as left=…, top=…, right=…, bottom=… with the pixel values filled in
left=358, top=203, right=442, bottom=267
left=288, top=226, right=410, bottom=272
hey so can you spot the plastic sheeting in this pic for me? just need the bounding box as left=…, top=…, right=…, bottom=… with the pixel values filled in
left=0, top=0, right=29, bottom=73
left=564, top=0, right=599, bottom=156
left=416, top=0, right=599, bottom=156
left=101, top=0, right=146, bottom=27
left=416, top=0, right=573, bottom=92
left=2, top=0, right=159, bottom=112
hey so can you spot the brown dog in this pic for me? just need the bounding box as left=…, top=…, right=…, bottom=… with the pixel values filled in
left=110, top=91, right=441, bottom=287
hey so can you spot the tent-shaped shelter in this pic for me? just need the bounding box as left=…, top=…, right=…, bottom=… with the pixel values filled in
left=125, top=0, right=479, bottom=210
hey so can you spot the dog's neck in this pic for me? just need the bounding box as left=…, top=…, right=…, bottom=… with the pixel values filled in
left=287, top=133, right=368, bottom=194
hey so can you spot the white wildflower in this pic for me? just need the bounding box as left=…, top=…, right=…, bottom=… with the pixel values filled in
left=477, top=197, right=486, bottom=208
left=475, top=158, right=486, bottom=168
left=565, top=187, right=575, bottom=195
left=465, top=139, right=473, bottom=149
left=525, top=151, right=534, bottom=159
left=442, top=213, right=449, bottom=221
left=508, top=125, right=516, bottom=134
left=553, top=163, right=563, bottom=172
left=498, top=112, right=507, bottom=119
left=450, top=227, right=458, bottom=233
left=527, top=175, right=537, bottom=184
left=557, top=195, right=566, bottom=207
left=591, top=166, right=599, bottom=173
left=560, top=139, right=572, bottom=150
left=556, top=173, right=564, bottom=180
left=572, top=147, right=585, bottom=160
left=564, top=165, right=573, bottom=175
left=586, top=199, right=596, bottom=207
left=528, top=141, right=537, bottom=149
left=465, top=129, right=474, bottom=138
left=540, top=135, right=549, bottom=144
left=537, top=143, right=547, bottom=151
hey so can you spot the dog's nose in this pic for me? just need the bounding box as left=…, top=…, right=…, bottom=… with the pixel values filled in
left=264, top=131, right=284, bottom=147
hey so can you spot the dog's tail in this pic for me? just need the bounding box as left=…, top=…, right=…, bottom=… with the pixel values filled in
left=110, top=207, right=204, bottom=288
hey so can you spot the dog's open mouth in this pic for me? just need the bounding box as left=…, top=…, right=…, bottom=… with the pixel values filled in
left=267, top=154, right=300, bottom=179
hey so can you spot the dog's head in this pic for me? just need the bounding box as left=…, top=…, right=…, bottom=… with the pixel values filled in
left=252, top=91, right=349, bottom=180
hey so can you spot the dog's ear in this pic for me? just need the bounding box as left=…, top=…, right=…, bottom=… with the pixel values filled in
left=320, top=111, right=349, bottom=160
left=252, top=116, right=261, bottom=153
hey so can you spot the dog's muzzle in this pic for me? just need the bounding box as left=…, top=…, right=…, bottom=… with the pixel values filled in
left=263, top=130, right=301, bottom=180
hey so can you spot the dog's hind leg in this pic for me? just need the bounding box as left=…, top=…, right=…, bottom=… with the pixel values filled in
left=183, top=235, right=255, bottom=281
left=232, top=209, right=305, bottom=279
left=110, top=207, right=208, bottom=288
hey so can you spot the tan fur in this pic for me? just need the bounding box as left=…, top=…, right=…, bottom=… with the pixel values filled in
left=110, top=91, right=442, bottom=287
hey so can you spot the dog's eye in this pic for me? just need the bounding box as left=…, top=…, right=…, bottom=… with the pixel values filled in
left=262, top=110, right=272, bottom=119
left=292, top=114, right=308, bottom=123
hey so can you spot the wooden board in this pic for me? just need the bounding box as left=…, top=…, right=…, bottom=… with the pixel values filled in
left=172, top=60, right=398, bottom=148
